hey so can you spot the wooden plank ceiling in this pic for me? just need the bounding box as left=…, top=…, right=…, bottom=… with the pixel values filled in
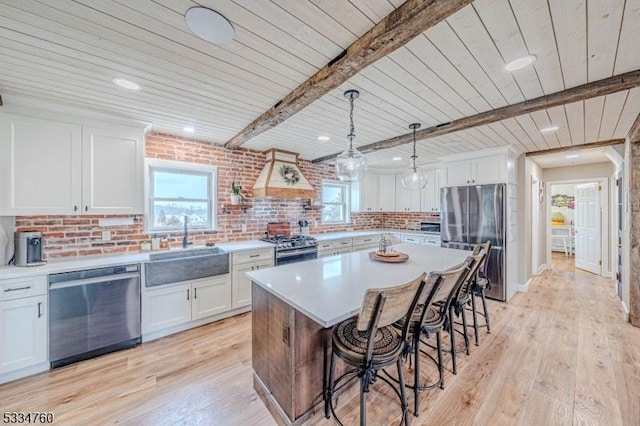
left=0, top=0, right=639, bottom=167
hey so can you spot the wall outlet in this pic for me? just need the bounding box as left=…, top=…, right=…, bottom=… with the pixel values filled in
left=101, top=230, right=111, bottom=241
left=241, top=224, right=247, bottom=232
left=313, top=220, right=318, bottom=227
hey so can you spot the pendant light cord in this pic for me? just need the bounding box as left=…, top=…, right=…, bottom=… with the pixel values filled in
left=411, top=126, right=417, bottom=171
left=348, top=95, right=355, bottom=150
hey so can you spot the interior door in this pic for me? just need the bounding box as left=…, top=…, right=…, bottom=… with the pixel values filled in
left=575, top=182, right=601, bottom=275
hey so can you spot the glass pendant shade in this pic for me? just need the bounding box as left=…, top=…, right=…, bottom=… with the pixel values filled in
left=401, top=122, right=428, bottom=190
left=335, top=89, right=367, bottom=182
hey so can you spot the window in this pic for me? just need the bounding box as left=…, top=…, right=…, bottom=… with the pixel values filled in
left=322, top=180, right=350, bottom=224
left=147, top=160, right=217, bottom=232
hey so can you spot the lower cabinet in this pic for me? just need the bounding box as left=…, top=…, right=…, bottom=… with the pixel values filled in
left=0, top=275, right=48, bottom=382
left=318, top=238, right=353, bottom=257
left=231, top=248, right=275, bottom=309
left=142, top=274, right=231, bottom=336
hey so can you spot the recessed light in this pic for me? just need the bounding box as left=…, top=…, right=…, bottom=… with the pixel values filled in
left=565, top=154, right=579, bottom=159
left=504, top=55, right=536, bottom=72
left=392, top=157, right=402, bottom=161
left=185, top=7, right=235, bottom=44
left=184, top=126, right=195, bottom=133
left=112, top=78, right=141, bottom=91
left=540, top=126, right=560, bottom=133
left=318, top=136, right=330, bottom=141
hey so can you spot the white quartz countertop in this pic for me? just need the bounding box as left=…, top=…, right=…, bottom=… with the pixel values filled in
left=215, top=240, right=275, bottom=252
left=246, top=243, right=469, bottom=328
left=0, top=252, right=151, bottom=279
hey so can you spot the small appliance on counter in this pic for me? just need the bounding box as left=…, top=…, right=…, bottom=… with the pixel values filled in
left=14, top=231, right=46, bottom=267
left=298, top=220, right=310, bottom=236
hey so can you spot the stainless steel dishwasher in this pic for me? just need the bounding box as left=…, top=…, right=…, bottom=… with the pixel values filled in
left=49, top=264, right=141, bottom=368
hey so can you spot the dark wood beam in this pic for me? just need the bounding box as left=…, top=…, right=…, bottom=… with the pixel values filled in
left=525, top=139, right=624, bottom=157
left=627, top=112, right=640, bottom=143
left=312, top=69, right=640, bottom=163
left=224, top=0, right=473, bottom=149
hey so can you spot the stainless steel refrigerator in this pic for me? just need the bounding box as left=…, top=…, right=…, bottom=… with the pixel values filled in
left=441, top=184, right=506, bottom=301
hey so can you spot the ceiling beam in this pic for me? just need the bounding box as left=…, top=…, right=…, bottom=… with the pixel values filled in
left=312, top=69, right=640, bottom=163
left=224, top=0, right=473, bottom=149
left=627, top=112, right=640, bottom=143
left=525, top=139, right=624, bottom=157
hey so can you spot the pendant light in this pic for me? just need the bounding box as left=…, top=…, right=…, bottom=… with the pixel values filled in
left=400, top=123, right=428, bottom=190
left=335, top=90, right=366, bottom=182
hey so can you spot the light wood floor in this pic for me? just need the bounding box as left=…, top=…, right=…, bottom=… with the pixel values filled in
left=1, top=255, right=638, bottom=425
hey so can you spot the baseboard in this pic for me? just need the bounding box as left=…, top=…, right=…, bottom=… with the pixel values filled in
left=537, top=264, right=548, bottom=275
left=622, top=301, right=630, bottom=322
left=518, top=278, right=532, bottom=293
left=0, top=362, right=49, bottom=385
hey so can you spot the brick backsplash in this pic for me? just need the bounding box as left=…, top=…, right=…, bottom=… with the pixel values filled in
left=14, top=132, right=439, bottom=259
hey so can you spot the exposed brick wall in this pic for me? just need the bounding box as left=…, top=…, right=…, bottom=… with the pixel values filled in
left=15, top=132, right=439, bottom=259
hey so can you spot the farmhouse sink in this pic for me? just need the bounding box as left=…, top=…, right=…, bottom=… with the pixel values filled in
left=146, top=247, right=229, bottom=287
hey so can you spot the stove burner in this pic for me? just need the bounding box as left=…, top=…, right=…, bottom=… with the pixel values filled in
left=261, top=235, right=318, bottom=251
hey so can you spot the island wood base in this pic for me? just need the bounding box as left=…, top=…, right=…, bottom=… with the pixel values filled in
left=251, top=282, right=350, bottom=425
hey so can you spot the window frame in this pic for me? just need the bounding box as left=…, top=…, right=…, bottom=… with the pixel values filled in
left=145, top=159, right=217, bottom=233
left=321, top=180, right=350, bottom=224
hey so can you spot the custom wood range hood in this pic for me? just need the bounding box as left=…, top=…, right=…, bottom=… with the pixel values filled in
left=252, top=149, right=315, bottom=199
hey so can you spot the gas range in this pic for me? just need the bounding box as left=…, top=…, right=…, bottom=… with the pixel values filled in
left=261, top=235, right=319, bottom=266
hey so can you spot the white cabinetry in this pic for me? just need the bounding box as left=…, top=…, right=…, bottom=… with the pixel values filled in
left=400, top=234, right=422, bottom=244
left=318, top=238, right=353, bottom=257
left=443, top=156, right=506, bottom=187
left=421, top=168, right=442, bottom=213
left=352, top=173, right=380, bottom=212
left=395, top=175, right=421, bottom=212
left=142, top=274, right=232, bottom=339
left=352, top=235, right=380, bottom=252
left=378, top=175, right=396, bottom=212
left=0, top=113, right=144, bottom=215
left=231, top=248, right=274, bottom=309
left=0, top=275, right=48, bottom=383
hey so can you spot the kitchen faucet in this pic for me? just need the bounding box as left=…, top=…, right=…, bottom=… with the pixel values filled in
left=183, top=214, right=191, bottom=248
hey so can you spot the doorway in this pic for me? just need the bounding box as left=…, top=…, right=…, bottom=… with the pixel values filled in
left=545, top=178, right=609, bottom=276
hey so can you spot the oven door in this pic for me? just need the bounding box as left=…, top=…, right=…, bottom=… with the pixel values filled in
left=276, top=248, right=318, bottom=266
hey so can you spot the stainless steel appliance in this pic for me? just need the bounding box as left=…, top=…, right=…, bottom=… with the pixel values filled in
left=262, top=235, right=318, bottom=266
left=14, top=231, right=45, bottom=266
left=49, top=264, right=141, bottom=368
left=420, top=221, right=441, bottom=234
left=441, top=184, right=506, bottom=301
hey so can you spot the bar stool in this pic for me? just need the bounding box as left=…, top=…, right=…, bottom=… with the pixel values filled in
left=393, top=259, right=473, bottom=417
left=325, top=272, right=427, bottom=426
left=470, top=241, right=492, bottom=346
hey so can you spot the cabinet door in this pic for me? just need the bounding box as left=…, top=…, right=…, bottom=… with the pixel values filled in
left=395, top=175, right=421, bottom=212
left=444, top=160, right=471, bottom=187
left=192, top=275, right=232, bottom=320
left=142, top=284, right=191, bottom=334
left=378, top=175, right=396, bottom=211
left=232, top=263, right=254, bottom=309
left=362, top=173, right=380, bottom=212
left=421, top=169, right=442, bottom=213
left=0, top=295, right=47, bottom=374
left=400, top=235, right=421, bottom=244
left=0, top=114, right=81, bottom=215
left=471, top=156, right=505, bottom=185
left=82, top=126, right=144, bottom=214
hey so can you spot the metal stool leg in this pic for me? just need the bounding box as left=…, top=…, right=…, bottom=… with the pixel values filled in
left=360, top=373, right=367, bottom=426
left=325, top=350, right=335, bottom=418
left=471, top=292, right=480, bottom=346
left=397, top=357, right=409, bottom=426
left=481, top=290, right=491, bottom=333
left=461, top=304, right=470, bottom=355
left=413, top=334, right=420, bottom=417
left=436, top=330, right=444, bottom=389
left=449, top=306, right=457, bottom=375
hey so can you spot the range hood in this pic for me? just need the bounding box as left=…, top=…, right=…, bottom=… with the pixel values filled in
left=252, top=149, right=315, bottom=199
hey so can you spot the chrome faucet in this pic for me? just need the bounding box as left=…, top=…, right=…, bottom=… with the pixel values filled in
left=182, top=214, right=191, bottom=248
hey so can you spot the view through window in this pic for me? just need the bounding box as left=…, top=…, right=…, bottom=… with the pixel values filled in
left=322, top=180, right=350, bottom=224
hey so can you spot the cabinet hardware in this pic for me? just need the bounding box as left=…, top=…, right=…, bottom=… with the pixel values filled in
left=84, top=206, right=88, bottom=212
left=282, top=322, right=290, bottom=346
left=194, top=288, right=197, bottom=299
left=74, top=205, right=78, bottom=212
left=249, top=254, right=260, bottom=258
left=37, top=302, right=42, bottom=318
left=256, top=265, right=260, bottom=269
left=4, top=286, right=31, bottom=292
left=187, top=289, right=190, bottom=300
left=251, top=266, right=254, bottom=270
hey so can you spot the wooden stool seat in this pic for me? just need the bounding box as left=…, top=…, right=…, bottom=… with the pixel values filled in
left=332, top=318, right=403, bottom=366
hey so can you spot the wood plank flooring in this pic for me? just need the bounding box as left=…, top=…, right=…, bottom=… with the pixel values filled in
left=1, top=253, right=638, bottom=425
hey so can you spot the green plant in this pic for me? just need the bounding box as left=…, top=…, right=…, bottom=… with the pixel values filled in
left=231, top=182, right=244, bottom=200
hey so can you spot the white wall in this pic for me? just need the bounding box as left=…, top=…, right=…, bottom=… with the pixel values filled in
left=517, top=157, right=544, bottom=287
left=622, top=140, right=631, bottom=318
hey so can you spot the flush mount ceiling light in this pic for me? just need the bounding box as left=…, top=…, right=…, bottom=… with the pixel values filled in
left=540, top=126, right=560, bottom=133
left=565, top=153, right=579, bottom=159
left=318, top=136, right=330, bottom=141
left=184, top=126, right=195, bottom=133
left=400, top=123, right=428, bottom=191
left=392, top=157, right=402, bottom=161
left=504, top=55, right=536, bottom=71
left=335, top=90, right=366, bottom=182
left=112, top=78, right=141, bottom=91
left=185, top=7, right=235, bottom=44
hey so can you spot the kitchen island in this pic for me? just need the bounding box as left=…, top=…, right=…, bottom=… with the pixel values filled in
left=247, top=243, right=469, bottom=425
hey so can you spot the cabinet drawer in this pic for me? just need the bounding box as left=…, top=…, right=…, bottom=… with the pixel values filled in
left=0, top=276, right=47, bottom=301
left=352, top=235, right=379, bottom=246
left=232, top=248, right=274, bottom=265
left=317, top=238, right=352, bottom=250
left=400, top=235, right=421, bottom=244
left=421, top=236, right=441, bottom=246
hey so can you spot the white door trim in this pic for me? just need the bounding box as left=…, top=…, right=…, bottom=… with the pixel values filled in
left=545, top=177, right=610, bottom=276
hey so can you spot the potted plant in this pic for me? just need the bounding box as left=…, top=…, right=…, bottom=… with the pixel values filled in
left=230, top=182, right=244, bottom=205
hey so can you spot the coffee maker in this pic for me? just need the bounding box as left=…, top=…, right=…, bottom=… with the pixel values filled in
left=14, top=231, right=45, bottom=266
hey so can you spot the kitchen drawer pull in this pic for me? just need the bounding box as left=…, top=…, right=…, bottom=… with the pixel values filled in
left=4, top=286, right=31, bottom=292
left=249, top=254, right=260, bottom=258
left=187, top=289, right=190, bottom=300
left=37, top=302, right=42, bottom=318
left=194, top=288, right=197, bottom=299
left=341, top=242, right=349, bottom=245
left=85, top=206, right=88, bottom=212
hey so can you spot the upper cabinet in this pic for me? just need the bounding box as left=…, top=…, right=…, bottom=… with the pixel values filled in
left=421, top=168, right=442, bottom=213
left=395, top=175, right=421, bottom=212
left=0, top=113, right=145, bottom=215
left=378, top=174, right=396, bottom=212
left=351, top=173, right=380, bottom=213
left=441, top=147, right=517, bottom=187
